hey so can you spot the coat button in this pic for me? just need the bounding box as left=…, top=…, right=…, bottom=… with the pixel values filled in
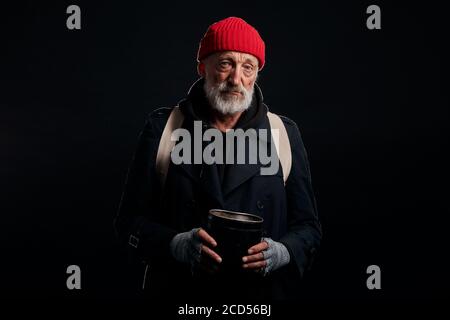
left=257, top=200, right=264, bottom=210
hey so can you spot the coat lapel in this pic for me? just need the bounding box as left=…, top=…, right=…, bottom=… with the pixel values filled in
left=222, top=126, right=272, bottom=196
left=222, top=162, right=262, bottom=196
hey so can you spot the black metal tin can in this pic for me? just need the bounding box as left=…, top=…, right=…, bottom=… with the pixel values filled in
left=206, top=209, right=264, bottom=274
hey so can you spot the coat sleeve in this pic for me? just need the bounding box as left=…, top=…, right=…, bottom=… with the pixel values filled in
left=278, top=117, right=322, bottom=278
left=114, top=108, right=178, bottom=265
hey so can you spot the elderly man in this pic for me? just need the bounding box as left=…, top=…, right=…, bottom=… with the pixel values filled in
left=115, top=17, right=321, bottom=300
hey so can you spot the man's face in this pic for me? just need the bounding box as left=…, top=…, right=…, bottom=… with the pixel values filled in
left=200, top=51, right=259, bottom=115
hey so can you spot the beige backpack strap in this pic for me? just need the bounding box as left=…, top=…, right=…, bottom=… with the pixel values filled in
left=155, top=106, right=184, bottom=187
left=156, top=107, right=292, bottom=186
left=267, top=112, right=292, bottom=185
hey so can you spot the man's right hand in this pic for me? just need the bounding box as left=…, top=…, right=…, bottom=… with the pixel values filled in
left=170, top=228, right=222, bottom=274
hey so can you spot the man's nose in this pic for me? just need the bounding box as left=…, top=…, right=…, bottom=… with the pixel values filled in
left=228, top=67, right=242, bottom=86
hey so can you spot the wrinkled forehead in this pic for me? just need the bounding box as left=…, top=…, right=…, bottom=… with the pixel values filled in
left=209, top=51, right=259, bottom=66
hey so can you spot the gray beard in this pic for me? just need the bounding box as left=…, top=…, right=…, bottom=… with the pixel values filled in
left=203, top=79, right=254, bottom=115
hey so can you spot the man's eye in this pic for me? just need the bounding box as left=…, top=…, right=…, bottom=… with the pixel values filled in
left=220, top=61, right=231, bottom=68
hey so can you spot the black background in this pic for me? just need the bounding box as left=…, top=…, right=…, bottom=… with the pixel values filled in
left=1, top=0, right=448, bottom=306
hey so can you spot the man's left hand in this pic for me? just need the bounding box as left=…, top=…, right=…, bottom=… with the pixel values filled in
left=242, top=238, right=291, bottom=275
left=242, top=240, right=269, bottom=271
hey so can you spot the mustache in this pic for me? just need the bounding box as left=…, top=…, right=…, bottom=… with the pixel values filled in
left=217, top=82, right=246, bottom=95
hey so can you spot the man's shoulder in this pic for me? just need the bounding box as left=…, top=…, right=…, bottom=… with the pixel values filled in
left=147, top=106, right=175, bottom=120
left=268, top=112, right=305, bottom=148
left=269, top=112, right=301, bottom=134
left=146, top=106, right=177, bottom=125
left=141, top=106, right=177, bottom=136
left=277, top=114, right=298, bottom=129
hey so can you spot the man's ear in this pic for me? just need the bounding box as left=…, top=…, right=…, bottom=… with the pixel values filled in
left=197, top=62, right=206, bottom=77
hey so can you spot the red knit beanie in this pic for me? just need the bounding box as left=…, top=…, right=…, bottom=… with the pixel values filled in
left=197, top=17, right=266, bottom=70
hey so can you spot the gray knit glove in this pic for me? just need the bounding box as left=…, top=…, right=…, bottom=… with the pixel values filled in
left=262, top=237, right=291, bottom=275
left=170, top=228, right=202, bottom=268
